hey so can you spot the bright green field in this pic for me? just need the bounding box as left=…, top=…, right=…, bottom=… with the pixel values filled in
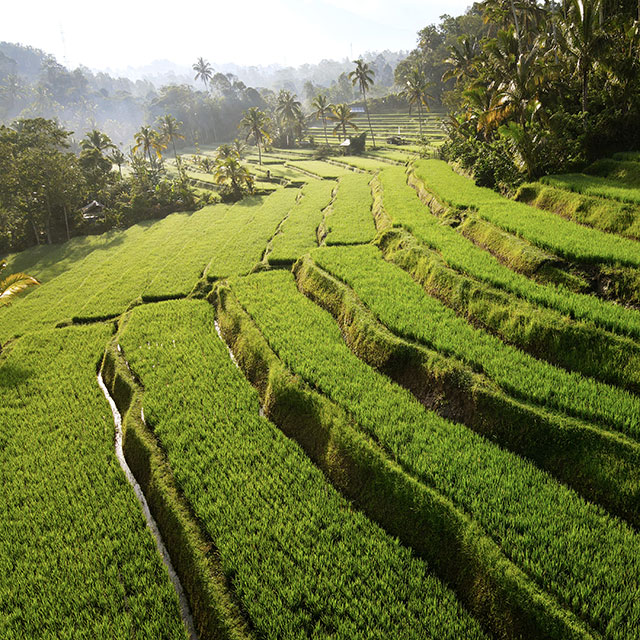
left=3, top=153, right=640, bottom=639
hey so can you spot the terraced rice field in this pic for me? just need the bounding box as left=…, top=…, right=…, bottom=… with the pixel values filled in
left=3, top=152, right=640, bottom=639
left=307, top=111, right=447, bottom=148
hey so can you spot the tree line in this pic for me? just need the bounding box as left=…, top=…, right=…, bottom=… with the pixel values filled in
left=409, top=0, right=640, bottom=187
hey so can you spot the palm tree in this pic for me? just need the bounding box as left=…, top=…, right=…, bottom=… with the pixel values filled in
left=349, top=59, right=376, bottom=148
left=213, top=155, right=254, bottom=201
left=132, top=126, right=166, bottom=168
left=1, top=259, right=39, bottom=307
left=483, top=29, right=547, bottom=129
left=79, top=130, right=117, bottom=185
left=400, top=67, right=434, bottom=136
left=329, top=103, right=359, bottom=141
left=193, top=57, right=213, bottom=92
left=443, top=35, right=481, bottom=85
left=232, top=138, right=247, bottom=159
left=275, top=90, right=303, bottom=147
left=109, top=148, right=126, bottom=177
left=239, top=107, right=271, bottom=165
left=80, top=129, right=116, bottom=154
left=561, top=0, right=605, bottom=113
left=157, top=114, right=185, bottom=162
left=216, top=143, right=236, bottom=159
left=310, top=94, right=333, bottom=145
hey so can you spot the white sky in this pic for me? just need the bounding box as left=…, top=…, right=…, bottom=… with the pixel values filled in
left=2, top=0, right=472, bottom=72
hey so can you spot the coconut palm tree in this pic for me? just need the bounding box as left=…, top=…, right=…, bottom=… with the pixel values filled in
left=109, top=148, right=126, bottom=177
left=329, top=103, right=358, bottom=141
left=213, top=155, right=254, bottom=201
left=239, top=107, right=271, bottom=165
left=400, top=67, right=434, bottom=136
left=132, top=126, right=166, bottom=168
left=80, top=130, right=116, bottom=154
left=232, top=138, right=247, bottom=159
left=193, top=57, right=213, bottom=92
left=310, top=94, right=333, bottom=145
left=1, top=259, right=39, bottom=307
left=349, top=59, right=376, bottom=148
left=560, top=0, right=606, bottom=113
left=157, top=114, right=185, bottom=162
left=275, top=90, right=303, bottom=147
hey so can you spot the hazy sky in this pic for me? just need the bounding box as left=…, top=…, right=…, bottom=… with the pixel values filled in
left=3, top=0, right=471, bottom=72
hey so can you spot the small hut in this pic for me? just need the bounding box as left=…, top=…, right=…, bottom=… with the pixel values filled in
left=81, top=200, right=105, bottom=220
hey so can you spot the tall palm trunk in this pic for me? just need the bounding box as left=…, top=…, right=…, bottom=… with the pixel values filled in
left=363, top=93, right=376, bottom=148
left=323, top=116, right=329, bottom=145
left=510, top=0, right=521, bottom=49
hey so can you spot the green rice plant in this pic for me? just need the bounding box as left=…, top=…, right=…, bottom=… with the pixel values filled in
left=306, top=241, right=640, bottom=449
left=295, top=251, right=640, bottom=524
left=202, top=188, right=299, bottom=279
left=0, top=325, right=187, bottom=639
left=285, top=160, right=353, bottom=179
left=379, top=166, right=640, bottom=340
left=267, top=181, right=334, bottom=265
left=214, top=281, right=593, bottom=640
left=330, top=155, right=390, bottom=172
left=458, top=216, right=559, bottom=276
left=0, top=190, right=297, bottom=343
left=378, top=229, right=640, bottom=393
left=250, top=162, right=311, bottom=183
left=542, top=173, right=640, bottom=204
left=515, top=182, right=640, bottom=239
left=586, top=158, right=640, bottom=184
left=323, top=174, right=377, bottom=245
left=231, top=269, right=640, bottom=640
left=613, top=151, right=640, bottom=161
left=4, top=225, right=144, bottom=284
left=414, top=159, right=640, bottom=265
left=364, top=148, right=414, bottom=164
left=117, top=298, right=490, bottom=640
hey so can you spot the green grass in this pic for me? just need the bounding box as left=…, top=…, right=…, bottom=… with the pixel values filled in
left=0, top=325, right=186, bottom=639
left=329, top=155, right=390, bottom=172
left=323, top=174, right=377, bottom=245
left=379, top=166, right=640, bottom=341
left=613, top=151, right=640, bottom=161
left=515, top=182, right=640, bottom=239
left=232, top=269, right=640, bottom=640
left=267, top=181, right=334, bottom=264
left=117, top=298, right=490, bottom=640
left=309, top=243, right=640, bottom=440
left=295, top=252, right=640, bottom=525
left=542, top=173, right=640, bottom=205
left=415, top=159, right=640, bottom=266
left=286, top=160, right=355, bottom=179
left=0, top=190, right=297, bottom=343
left=586, top=158, right=640, bottom=185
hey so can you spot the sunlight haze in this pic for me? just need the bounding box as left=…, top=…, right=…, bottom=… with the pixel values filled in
left=4, top=0, right=472, bottom=71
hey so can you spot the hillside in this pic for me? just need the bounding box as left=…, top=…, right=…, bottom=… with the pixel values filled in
left=3, top=147, right=640, bottom=640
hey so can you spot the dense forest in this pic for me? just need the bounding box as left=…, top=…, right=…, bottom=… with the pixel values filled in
left=397, top=0, right=640, bottom=187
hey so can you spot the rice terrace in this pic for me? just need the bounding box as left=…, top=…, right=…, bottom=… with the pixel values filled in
left=2, top=0, right=640, bottom=638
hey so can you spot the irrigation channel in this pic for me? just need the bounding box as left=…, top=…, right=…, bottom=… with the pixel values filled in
left=97, top=372, right=198, bottom=640
left=214, top=319, right=266, bottom=417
